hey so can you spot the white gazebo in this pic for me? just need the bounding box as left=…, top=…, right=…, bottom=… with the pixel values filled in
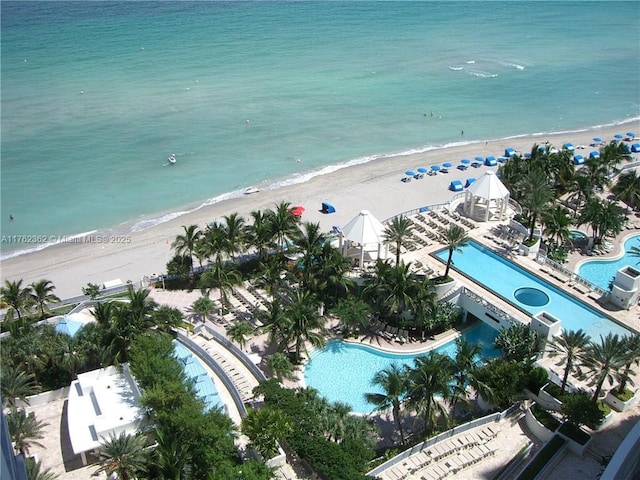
left=340, top=210, right=387, bottom=267
left=463, top=170, right=510, bottom=221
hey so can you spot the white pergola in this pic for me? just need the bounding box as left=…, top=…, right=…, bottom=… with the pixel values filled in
left=340, top=210, right=387, bottom=267
left=463, top=171, right=510, bottom=221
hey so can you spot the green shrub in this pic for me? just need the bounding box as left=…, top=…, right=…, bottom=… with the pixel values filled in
left=611, top=387, right=634, bottom=402
left=527, top=367, right=549, bottom=394
left=531, top=404, right=561, bottom=432
left=558, top=422, right=591, bottom=445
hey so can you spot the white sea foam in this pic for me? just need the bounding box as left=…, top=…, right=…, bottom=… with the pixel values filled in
left=0, top=230, right=98, bottom=261
left=448, top=65, right=464, bottom=71
left=501, top=61, right=525, bottom=70
left=468, top=71, right=498, bottom=78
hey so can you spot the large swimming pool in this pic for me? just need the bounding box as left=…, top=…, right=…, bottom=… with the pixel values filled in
left=304, top=322, right=500, bottom=414
left=434, top=241, right=631, bottom=339
left=578, top=234, right=640, bottom=290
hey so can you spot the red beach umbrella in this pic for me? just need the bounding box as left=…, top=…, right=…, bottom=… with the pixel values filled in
left=291, top=206, right=305, bottom=217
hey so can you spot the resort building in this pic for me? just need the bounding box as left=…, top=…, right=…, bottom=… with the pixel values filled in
left=67, top=364, right=145, bottom=466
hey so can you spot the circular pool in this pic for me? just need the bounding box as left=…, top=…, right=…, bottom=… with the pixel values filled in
left=514, top=287, right=550, bottom=307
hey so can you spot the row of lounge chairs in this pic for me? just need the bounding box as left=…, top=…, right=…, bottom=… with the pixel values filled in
left=202, top=343, right=255, bottom=400
left=370, top=320, right=411, bottom=343
left=382, top=425, right=500, bottom=480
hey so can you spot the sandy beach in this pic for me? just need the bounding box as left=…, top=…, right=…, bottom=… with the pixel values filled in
left=2, top=122, right=639, bottom=299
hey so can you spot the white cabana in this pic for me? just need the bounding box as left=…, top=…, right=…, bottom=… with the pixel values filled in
left=340, top=210, right=387, bottom=267
left=463, top=170, right=510, bottom=221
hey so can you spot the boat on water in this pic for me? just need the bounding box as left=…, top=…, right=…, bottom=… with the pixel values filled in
left=244, top=187, right=259, bottom=195
left=167, top=154, right=176, bottom=164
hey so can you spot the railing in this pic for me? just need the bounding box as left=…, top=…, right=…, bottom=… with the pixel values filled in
left=460, top=286, right=520, bottom=326
left=383, top=202, right=451, bottom=224
left=366, top=406, right=521, bottom=478
left=535, top=253, right=608, bottom=296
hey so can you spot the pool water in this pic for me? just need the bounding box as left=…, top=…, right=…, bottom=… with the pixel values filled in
left=304, top=322, right=500, bottom=414
left=435, top=241, right=631, bottom=339
left=568, top=229, right=588, bottom=241
left=578, top=234, right=640, bottom=290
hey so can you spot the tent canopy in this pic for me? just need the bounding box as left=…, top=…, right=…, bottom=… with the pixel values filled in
left=341, top=210, right=385, bottom=245
left=465, top=171, right=509, bottom=200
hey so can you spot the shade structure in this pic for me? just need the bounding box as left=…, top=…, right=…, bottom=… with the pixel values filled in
left=631, top=143, right=640, bottom=153
left=430, top=165, right=441, bottom=171
left=463, top=170, right=510, bottom=222
left=504, top=148, right=515, bottom=157
left=573, top=154, right=585, bottom=165
left=417, top=167, right=428, bottom=173
left=290, top=206, right=305, bottom=217
left=442, top=162, right=453, bottom=168
left=405, top=170, right=416, bottom=176
left=614, top=134, right=624, bottom=139
left=340, top=210, right=386, bottom=267
left=589, top=151, right=600, bottom=159
left=321, top=202, right=336, bottom=214
left=626, top=132, right=635, bottom=139
left=474, top=156, right=484, bottom=162
left=563, top=143, right=574, bottom=151
left=465, top=178, right=476, bottom=187
left=592, top=137, right=602, bottom=143
left=484, top=156, right=497, bottom=166
left=461, top=158, right=471, bottom=164
left=450, top=180, right=464, bottom=192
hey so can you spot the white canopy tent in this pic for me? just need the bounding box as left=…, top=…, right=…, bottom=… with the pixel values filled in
left=463, top=171, right=511, bottom=221
left=340, top=210, right=387, bottom=267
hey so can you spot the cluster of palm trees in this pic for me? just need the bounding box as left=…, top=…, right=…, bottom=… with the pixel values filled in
left=499, top=140, right=633, bottom=258
left=547, top=329, right=640, bottom=403
left=365, top=337, right=485, bottom=445
left=1, top=279, right=60, bottom=321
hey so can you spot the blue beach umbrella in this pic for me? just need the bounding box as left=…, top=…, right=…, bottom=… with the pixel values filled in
left=417, top=167, right=428, bottom=174
left=405, top=170, right=416, bottom=176
left=626, top=132, right=635, bottom=139
left=614, top=134, right=624, bottom=139
left=592, top=137, right=602, bottom=143
left=461, top=158, right=471, bottom=164
left=474, top=156, right=484, bottom=162
left=430, top=165, right=441, bottom=171
left=442, top=162, right=453, bottom=168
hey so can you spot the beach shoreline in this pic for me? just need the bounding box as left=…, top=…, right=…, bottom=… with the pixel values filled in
left=2, top=121, right=639, bottom=299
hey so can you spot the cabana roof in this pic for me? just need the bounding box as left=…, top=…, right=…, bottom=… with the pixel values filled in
left=466, top=171, right=509, bottom=200
left=341, top=210, right=385, bottom=245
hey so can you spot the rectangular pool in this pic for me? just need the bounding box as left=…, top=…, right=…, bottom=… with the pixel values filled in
left=434, top=241, right=632, bottom=339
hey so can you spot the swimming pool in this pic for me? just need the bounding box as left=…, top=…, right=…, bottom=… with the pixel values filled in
left=578, top=234, right=640, bottom=290
left=434, top=241, right=632, bottom=339
left=304, top=322, right=500, bottom=414
left=568, top=229, right=588, bottom=241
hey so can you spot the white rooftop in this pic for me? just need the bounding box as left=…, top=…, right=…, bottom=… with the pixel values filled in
left=341, top=210, right=385, bottom=245
left=67, top=365, right=144, bottom=455
left=466, top=170, right=510, bottom=200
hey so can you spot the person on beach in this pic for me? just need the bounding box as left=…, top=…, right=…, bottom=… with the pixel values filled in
left=461, top=130, right=464, bottom=136
left=9, top=214, right=14, bottom=220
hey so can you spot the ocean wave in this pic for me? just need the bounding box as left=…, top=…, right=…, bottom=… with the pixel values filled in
left=448, top=65, right=464, bottom=71
left=466, top=60, right=475, bottom=64
left=0, top=230, right=98, bottom=261
left=468, top=71, right=498, bottom=78
left=500, top=61, right=525, bottom=70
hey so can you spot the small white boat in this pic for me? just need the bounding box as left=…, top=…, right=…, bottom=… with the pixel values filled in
left=244, top=187, right=259, bottom=195
left=167, top=154, right=176, bottom=164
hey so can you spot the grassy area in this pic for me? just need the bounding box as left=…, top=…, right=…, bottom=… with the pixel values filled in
left=610, top=387, right=634, bottom=402
left=516, top=435, right=566, bottom=480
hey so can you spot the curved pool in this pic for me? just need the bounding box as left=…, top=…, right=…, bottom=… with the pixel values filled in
left=304, top=322, right=500, bottom=414
left=578, top=234, right=640, bottom=290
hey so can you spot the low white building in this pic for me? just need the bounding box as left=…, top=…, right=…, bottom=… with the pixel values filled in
left=67, top=364, right=145, bottom=465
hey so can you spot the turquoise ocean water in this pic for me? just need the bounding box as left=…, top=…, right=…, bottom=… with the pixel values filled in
left=2, top=1, right=639, bottom=259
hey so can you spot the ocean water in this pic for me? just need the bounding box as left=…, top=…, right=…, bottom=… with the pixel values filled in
left=2, top=1, right=639, bottom=258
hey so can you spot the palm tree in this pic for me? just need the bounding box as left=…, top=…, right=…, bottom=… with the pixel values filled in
left=198, top=262, right=241, bottom=312
left=25, top=458, right=59, bottom=480
left=226, top=321, right=254, bottom=350
left=578, top=198, right=626, bottom=246
left=190, top=296, right=215, bottom=323
left=582, top=333, right=627, bottom=403
left=268, top=201, right=298, bottom=253
left=241, top=407, right=293, bottom=458
left=542, top=205, right=572, bottom=247
left=126, top=286, right=157, bottom=328
left=221, top=212, right=246, bottom=260
left=612, top=170, right=640, bottom=210
left=94, top=432, right=148, bottom=480
left=519, top=169, right=554, bottom=242
left=364, top=363, right=409, bottom=445
left=1, top=279, right=32, bottom=320
left=440, top=224, right=469, bottom=278
left=493, top=323, right=538, bottom=363
left=363, top=261, right=420, bottom=318
left=266, top=352, right=295, bottom=382
left=258, top=298, right=291, bottom=353
left=150, top=427, right=191, bottom=480
left=615, top=334, right=640, bottom=394
left=546, top=329, right=591, bottom=393
left=407, top=352, right=454, bottom=432
left=567, top=173, right=595, bottom=216
left=246, top=209, right=274, bottom=261
left=1, top=368, right=39, bottom=410
left=151, top=305, right=185, bottom=333
left=6, top=409, right=47, bottom=456
left=332, top=297, right=372, bottom=337
left=292, top=221, right=327, bottom=289
left=171, top=225, right=201, bottom=274
left=383, top=215, right=414, bottom=265
left=451, top=337, right=482, bottom=411
left=285, top=290, right=325, bottom=362
left=27, top=279, right=60, bottom=319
